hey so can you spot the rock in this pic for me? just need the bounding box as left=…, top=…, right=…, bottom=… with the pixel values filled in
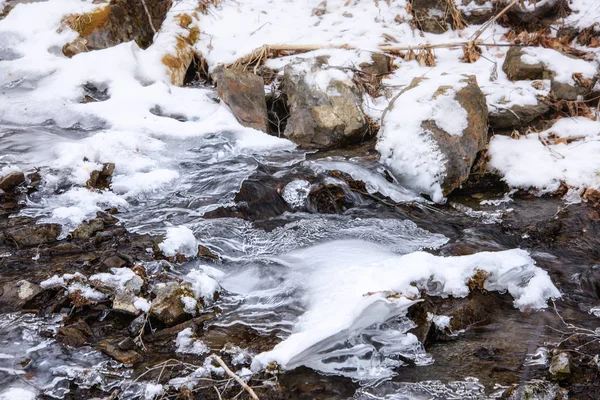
left=96, top=210, right=119, bottom=225
left=150, top=282, right=193, bottom=326
left=428, top=75, right=488, bottom=196
left=460, top=0, right=494, bottom=25
left=5, top=223, right=61, bottom=246
left=233, top=170, right=290, bottom=220
left=489, top=101, right=550, bottom=129
left=215, top=67, right=269, bottom=133
left=0, top=171, right=24, bottom=191
left=551, top=79, right=589, bottom=101
left=282, top=57, right=369, bottom=149
left=411, top=0, right=449, bottom=34
left=99, top=340, right=142, bottom=365
left=71, top=218, right=104, bottom=240
left=579, top=265, right=600, bottom=299
left=306, top=184, right=357, bottom=214
left=0, top=280, right=42, bottom=311
left=502, top=47, right=549, bottom=81
left=506, top=0, right=569, bottom=29
left=62, top=0, right=172, bottom=57
left=86, top=163, right=115, bottom=189
left=16, top=280, right=41, bottom=303
left=112, top=290, right=140, bottom=315
left=549, top=352, right=570, bottom=378
left=161, top=19, right=199, bottom=86
left=198, top=244, right=219, bottom=261
left=57, top=320, right=93, bottom=348
left=359, top=53, right=392, bottom=85
left=102, top=255, right=127, bottom=269
left=501, top=380, right=568, bottom=400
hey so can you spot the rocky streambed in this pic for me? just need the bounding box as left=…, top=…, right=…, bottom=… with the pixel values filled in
left=0, top=127, right=599, bottom=399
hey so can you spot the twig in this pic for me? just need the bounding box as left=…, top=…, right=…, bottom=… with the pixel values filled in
left=210, top=355, right=259, bottom=400
left=140, top=0, right=157, bottom=34
left=470, top=0, right=519, bottom=42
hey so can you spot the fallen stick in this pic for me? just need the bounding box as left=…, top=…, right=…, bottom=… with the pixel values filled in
left=210, top=355, right=260, bottom=400
left=470, top=0, right=519, bottom=41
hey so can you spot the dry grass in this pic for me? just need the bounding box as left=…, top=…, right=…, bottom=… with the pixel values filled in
left=441, top=0, right=466, bottom=30
left=197, top=0, right=221, bottom=15
left=64, top=6, right=110, bottom=37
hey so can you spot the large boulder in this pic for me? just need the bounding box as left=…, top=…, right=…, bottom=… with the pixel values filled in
left=62, top=0, right=172, bottom=57
left=377, top=74, right=488, bottom=202
left=282, top=57, right=369, bottom=150
left=215, top=67, right=269, bottom=133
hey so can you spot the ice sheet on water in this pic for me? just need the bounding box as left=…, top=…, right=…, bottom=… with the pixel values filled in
left=0, top=313, right=129, bottom=399
left=307, top=159, right=421, bottom=203
left=250, top=245, right=559, bottom=379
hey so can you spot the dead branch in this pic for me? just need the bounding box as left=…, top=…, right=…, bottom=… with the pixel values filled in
left=139, top=0, right=157, bottom=34
left=210, top=355, right=259, bottom=400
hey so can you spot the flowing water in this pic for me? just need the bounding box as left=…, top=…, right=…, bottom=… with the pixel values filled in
left=0, top=120, right=599, bottom=399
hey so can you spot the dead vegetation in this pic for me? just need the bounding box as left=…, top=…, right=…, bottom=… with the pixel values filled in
left=63, top=6, right=111, bottom=37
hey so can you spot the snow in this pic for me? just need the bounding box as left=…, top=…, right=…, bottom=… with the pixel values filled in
left=175, top=328, right=210, bottom=355
left=282, top=180, right=311, bottom=208
left=143, top=383, right=164, bottom=400
left=489, top=118, right=600, bottom=193
left=181, top=296, right=198, bottom=315
left=159, top=226, right=198, bottom=257
left=0, top=387, right=37, bottom=400
left=134, top=297, right=151, bottom=313
left=185, top=269, right=220, bottom=302
left=427, top=313, right=452, bottom=330
left=89, top=268, right=143, bottom=293
left=252, top=246, right=559, bottom=376
left=521, top=47, right=598, bottom=84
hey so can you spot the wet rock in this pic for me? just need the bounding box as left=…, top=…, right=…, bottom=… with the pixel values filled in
left=502, top=47, right=549, bottom=81
left=215, top=67, right=269, bottom=133
left=112, top=290, right=141, bottom=315
left=98, top=340, right=142, bottom=365
left=62, top=0, right=172, bottom=57
left=128, top=313, right=147, bottom=336
left=0, top=171, right=24, bottom=191
left=426, top=75, right=488, bottom=196
left=579, top=265, right=600, bottom=299
left=86, top=163, right=115, bottom=189
left=96, top=210, right=119, bottom=225
left=150, top=282, right=192, bottom=326
left=282, top=57, right=369, bottom=149
left=549, top=352, right=570, bottom=378
left=0, top=280, right=42, bottom=311
left=71, top=218, right=104, bottom=240
left=489, top=101, right=549, bottom=129
left=307, top=184, right=356, bottom=214
left=501, top=379, right=568, bottom=400
left=198, top=244, right=219, bottom=261
left=5, top=223, right=61, bottom=246
left=102, top=255, right=127, bottom=269
left=16, top=280, right=41, bottom=303
left=57, top=320, right=93, bottom=348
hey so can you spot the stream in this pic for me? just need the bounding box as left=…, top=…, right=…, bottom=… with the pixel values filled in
left=0, top=121, right=599, bottom=399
